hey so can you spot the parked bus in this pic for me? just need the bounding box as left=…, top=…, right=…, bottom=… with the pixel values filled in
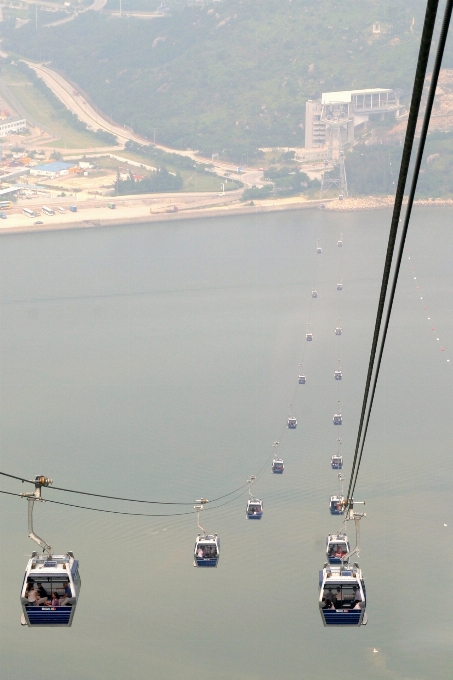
left=57, top=206, right=66, bottom=214
left=42, top=206, right=55, bottom=216
left=0, top=201, right=11, bottom=209
left=23, top=208, right=36, bottom=218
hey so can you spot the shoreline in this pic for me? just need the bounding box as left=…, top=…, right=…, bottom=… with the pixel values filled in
left=1, top=195, right=452, bottom=235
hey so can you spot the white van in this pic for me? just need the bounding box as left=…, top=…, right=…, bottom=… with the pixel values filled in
left=57, top=206, right=66, bottom=214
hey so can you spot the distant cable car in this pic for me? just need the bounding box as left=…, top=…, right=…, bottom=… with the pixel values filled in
left=326, top=533, right=350, bottom=564
left=193, top=501, right=219, bottom=567
left=272, top=457, right=284, bottom=474
left=20, top=475, right=81, bottom=627
left=306, top=323, right=313, bottom=341
left=316, top=241, right=322, bottom=254
left=246, top=476, right=263, bottom=518
left=338, top=194, right=344, bottom=201
left=287, top=403, right=297, bottom=429
left=333, top=401, right=342, bottom=425
left=337, top=234, right=343, bottom=247
left=319, top=563, right=367, bottom=626
left=329, top=495, right=345, bottom=515
left=337, top=276, right=343, bottom=291
left=331, top=439, right=343, bottom=469
left=335, top=319, right=342, bottom=336
left=334, top=361, right=342, bottom=380
left=298, top=363, right=306, bottom=384
left=312, top=289, right=318, bottom=298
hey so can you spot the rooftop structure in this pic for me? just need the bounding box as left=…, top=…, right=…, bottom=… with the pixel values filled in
left=0, top=118, right=27, bottom=138
left=305, top=88, right=404, bottom=149
left=30, top=161, right=76, bottom=178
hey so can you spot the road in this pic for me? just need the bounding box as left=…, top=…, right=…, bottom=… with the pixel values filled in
left=23, top=60, right=265, bottom=189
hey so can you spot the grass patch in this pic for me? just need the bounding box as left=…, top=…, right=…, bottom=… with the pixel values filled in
left=1, top=63, right=109, bottom=149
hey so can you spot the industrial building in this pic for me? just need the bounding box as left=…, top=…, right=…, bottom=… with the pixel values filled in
left=0, top=118, right=27, bottom=138
left=30, top=161, right=77, bottom=179
left=305, top=88, right=404, bottom=149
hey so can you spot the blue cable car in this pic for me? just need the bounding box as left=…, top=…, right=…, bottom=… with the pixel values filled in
left=326, top=533, right=350, bottom=564
left=287, top=404, right=297, bottom=429
left=337, top=234, right=343, bottom=247
left=312, top=289, right=318, bottom=298
left=21, top=553, right=81, bottom=627
left=317, top=241, right=322, bottom=254
left=194, top=534, right=220, bottom=567
left=333, top=414, right=343, bottom=425
left=272, top=457, right=284, bottom=474
left=334, top=369, right=342, bottom=380
left=319, top=563, right=367, bottom=626
left=306, top=323, right=313, bottom=341
left=19, top=475, right=81, bottom=627
left=246, top=499, right=263, bottom=519
left=331, top=454, right=343, bottom=469
left=329, top=495, right=345, bottom=515
left=337, top=277, right=343, bottom=291
left=298, top=373, right=306, bottom=384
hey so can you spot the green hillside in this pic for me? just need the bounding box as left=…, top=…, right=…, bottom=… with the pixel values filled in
left=3, top=0, right=446, bottom=153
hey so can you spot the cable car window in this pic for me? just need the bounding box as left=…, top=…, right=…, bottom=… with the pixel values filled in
left=23, top=576, right=73, bottom=607
left=321, top=583, right=363, bottom=610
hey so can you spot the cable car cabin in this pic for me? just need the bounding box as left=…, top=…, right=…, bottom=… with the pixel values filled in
left=317, top=245, right=322, bottom=254
left=20, top=552, right=80, bottom=627
left=335, top=326, right=342, bottom=336
left=326, top=533, right=350, bottom=564
left=312, top=290, right=318, bottom=298
left=306, top=332, right=313, bottom=341
left=287, top=416, right=297, bottom=429
left=333, top=413, right=343, bottom=425
left=334, top=370, right=342, bottom=380
left=337, top=239, right=343, bottom=247
left=246, top=499, right=263, bottom=519
left=329, top=495, right=345, bottom=515
left=298, top=373, right=306, bottom=384
left=193, top=534, right=220, bottom=567
left=337, top=282, right=343, bottom=291
left=331, top=454, right=343, bottom=470
left=272, top=458, right=284, bottom=474
left=319, top=564, right=367, bottom=626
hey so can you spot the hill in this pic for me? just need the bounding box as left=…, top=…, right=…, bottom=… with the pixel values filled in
left=3, top=0, right=450, bottom=154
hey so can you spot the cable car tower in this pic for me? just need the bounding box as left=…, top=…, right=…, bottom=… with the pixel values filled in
left=320, top=101, right=349, bottom=199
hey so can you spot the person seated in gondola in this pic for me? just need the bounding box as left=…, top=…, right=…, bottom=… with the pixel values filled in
left=59, top=581, right=72, bottom=606
left=51, top=592, right=60, bottom=607
left=333, top=587, right=343, bottom=609
left=25, top=582, right=38, bottom=606
left=352, top=586, right=362, bottom=606
left=36, top=583, right=50, bottom=606
left=197, top=546, right=205, bottom=558
left=323, top=588, right=335, bottom=604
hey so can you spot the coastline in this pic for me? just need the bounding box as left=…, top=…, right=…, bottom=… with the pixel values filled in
left=1, top=194, right=452, bottom=235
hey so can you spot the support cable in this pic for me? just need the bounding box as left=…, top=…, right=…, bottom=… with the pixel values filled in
left=350, top=0, right=453, bottom=499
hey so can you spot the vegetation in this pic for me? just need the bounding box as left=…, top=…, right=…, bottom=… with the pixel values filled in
left=114, top=167, right=183, bottom=194
left=4, top=0, right=447, bottom=155
left=0, top=61, right=111, bottom=148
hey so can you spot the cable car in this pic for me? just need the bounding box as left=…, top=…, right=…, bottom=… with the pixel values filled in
left=333, top=413, right=343, bottom=425
left=326, top=533, right=350, bottom=564
left=306, top=323, right=313, bottom=341
left=329, top=495, right=345, bottom=515
left=246, top=498, right=263, bottom=519
left=331, top=454, right=343, bottom=469
left=272, top=457, right=284, bottom=474
left=337, top=276, right=343, bottom=291
left=287, top=404, right=297, bottom=429
left=319, top=563, right=367, bottom=626
left=19, top=475, right=80, bottom=627
left=298, top=363, right=306, bottom=384
left=21, top=553, right=81, bottom=627
left=337, top=234, right=343, bottom=247
left=335, top=326, right=342, bottom=336
left=316, top=241, right=322, bottom=254
left=194, top=534, right=220, bottom=567
left=312, top=289, right=318, bottom=298
left=334, top=369, right=342, bottom=380
left=193, top=501, right=219, bottom=567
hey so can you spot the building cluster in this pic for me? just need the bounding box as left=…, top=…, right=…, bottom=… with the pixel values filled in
left=0, top=118, right=27, bottom=138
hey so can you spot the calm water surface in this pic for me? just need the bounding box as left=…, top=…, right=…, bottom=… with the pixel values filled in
left=0, top=208, right=452, bottom=680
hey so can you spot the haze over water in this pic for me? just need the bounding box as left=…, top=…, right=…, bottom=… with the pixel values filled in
left=0, top=208, right=452, bottom=680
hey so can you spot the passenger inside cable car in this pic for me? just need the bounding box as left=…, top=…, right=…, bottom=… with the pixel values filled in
left=287, top=416, right=297, bottom=429
left=272, top=458, right=284, bottom=474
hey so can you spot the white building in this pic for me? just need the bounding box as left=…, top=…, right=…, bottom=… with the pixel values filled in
left=305, top=88, right=404, bottom=149
left=0, top=118, right=27, bottom=138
